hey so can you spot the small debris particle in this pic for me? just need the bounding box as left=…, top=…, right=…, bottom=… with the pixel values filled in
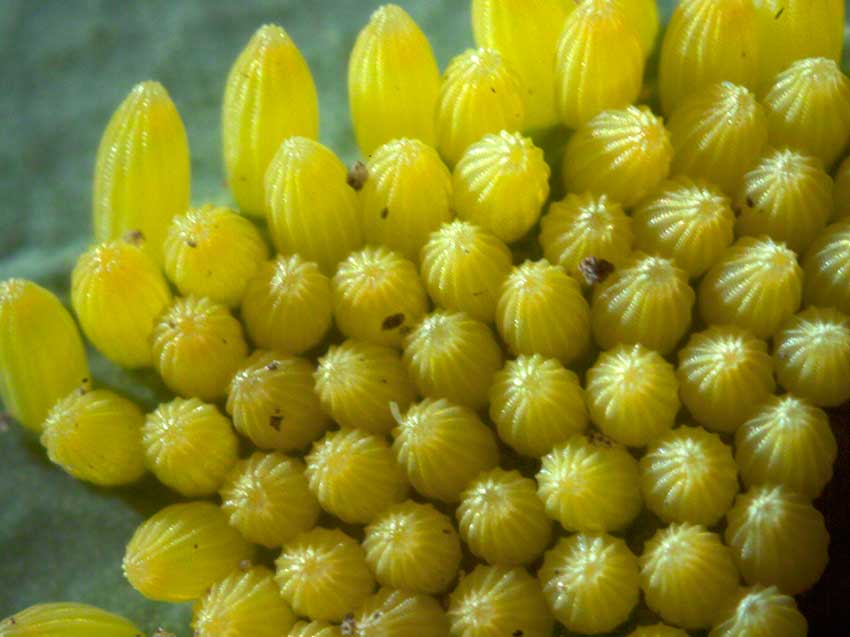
left=471, top=290, right=486, bottom=297
left=513, top=631, right=524, bottom=637
left=379, top=377, right=388, bottom=384
left=775, top=7, right=784, bottom=19
left=266, top=362, right=280, bottom=371
left=269, top=415, right=283, bottom=431
left=167, top=320, right=176, bottom=329
left=153, top=629, right=175, bottom=637
left=380, top=207, right=390, bottom=219
left=0, top=416, right=9, bottom=433
left=746, top=196, right=754, bottom=207
left=372, top=611, right=382, bottom=620
left=193, top=544, right=199, bottom=549
left=442, top=528, right=452, bottom=534
left=382, top=313, right=405, bottom=330
left=587, top=430, right=614, bottom=448
left=347, top=161, right=369, bottom=191
left=579, top=256, right=614, bottom=285
left=341, top=614, right=356, bottom=636
left=239, top=559, right=252, bottom=571
left=123, top=229, right=146, bottom=246
left=186, top=238, right=198, bottom=248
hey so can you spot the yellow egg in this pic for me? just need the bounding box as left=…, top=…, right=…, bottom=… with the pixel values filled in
left=698, top=236, right=803, bottom=339
left=142, top=397, right=238, bottom=497
left=668, top=82, right=768, bottom=195
left=834, top=156, right=850, bottom=219
left=658, top=0, right=759, bottom=115
left=453, top=131, right=550, bottom=243
left=0, top=279, right=89, bottom=432
left=632, top=177, right=735, bottom=278
left=332, top=246, right=428, bottom=349
left=710, top=584, right=807, bottom=637
left=585, top=344, right=679, bottom=447
left=803, top=221, right=850, bottom=314
left=348, top=4, right=440, bottom=155
left=288, top=621, right=342, bottom=637
left=361, top=138, right=453, bottom=260
left=152, top=296, right=248, bottom=401
left=419, top=219, right=512, bottom=323
left=274, top=527, right=374, bottom=622
left=192, top=566, right=296, bottom=637
left=677, top=325, right=776, bottom=433
left=71, top=239, right=171, bottom=368
left=392, top=398, right=499, bottom=503
left=725, top=484, right=829, bottom=595
left=436, top=48, right=525, bottom=166
left=403, top=310, right=503, bottom=411
left=315, top=339, right=416, bottom=435
left=41, top=388, right=145, bottom=487
left=611, top=0, right=659, bottom=57
left=222, top=24, right=318, bottom=217
left=773, top=306, right=850, bottom=406
left=640, top=523, right=739, bottom=630
left=449, top=565, right=554, bottom=637
left=537, top=433, right=642, bottom=532
left=735, top=394, right=837, bottom=498
left=457, top=468, right=553, bottom=566
left=227, top=351, right=329, bottom=452
left=363, top=500, right=462, bottom=594
left=264, top=137, right=362, bottom=274
left=489, top=354, right=588, bottom=457
left=241, top=254, right=332, bottom=355
left=496, top=260, right=591, bottom=364
left=640, top=426, right=739, bottom=526
left=348, top=588, right=449, bottom=637
left=562, top=105, right=673, bottom=208
left=538, top=533, right=640, bottom=635
left=539, top=193, right=634, bottom=280
left=0, top=603, right=141, bottom=637
left=554, top=0, right=643, bottom=129
left=123, top=501, right=254, bottom=602
left=305, top=428, right=408, bottom=524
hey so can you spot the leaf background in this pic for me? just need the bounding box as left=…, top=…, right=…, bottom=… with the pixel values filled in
left=0, top=1, right=847, bottom=635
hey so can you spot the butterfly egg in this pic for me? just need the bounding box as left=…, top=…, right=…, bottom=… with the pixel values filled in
left=333, top=246, right=428, bottom=348
left=762, top=57, right=850, bottom=168
left=453, top=131, right=550, bottom=243
left=536, top=433, right=642, bottom=532
left=40, top=388, right=145, bottom=486
left=668, top=82, right=767, bottom=196
left=362, top=139, right=452, bottom=261
left=192, top=566, right=296, bottom=637
left=305, top=428, right=408, bottom=524
left=585, top=344, right=679, bottom=447
left=658, top=0, right=759, bottom=115
left=403, top=310, right=503, bottom=411
left=834, top=156, right=850, bottom=219
left=592, top=253, right=694, bottom=355
left=220, top=452, right=319, bottom=549
left=539, top=193, right=634, bottom=280
left=736, top=149, right=833, bottom=253
left=709, top=585, right=807, bottom=637
left=677, top=325, right=776, bottom=433
left=753, top=0, right=845, bottom=92
left=363, top=500, right=461, bottom=594
left=448, top=565, right=554, bottom=637
left=698, top=236, right=803, bottom=339
left=773, top=306, right=850, bottom=407
left=123, top=501, right=254, bottom=602
left=348, top=588, right=450, bottom=637
left=92, top=81, right=190, bottom=264
left=71, top=239, right=171, bottom=368
left=392, top=398, right=499, bottom=503
left=275, top=527, right=374, bottom=622
left=735, top=394, right=837, bottom=498
left=627, top=625, right=689, bottom=637
left=142, top=397, right=238, bottom=497
left=489, top=354, right=587, bottom=457
left=804, top=222, right=850, bottom=313
left=554, top=0, right=643, bottom=129
left=163, top=204, right=267, bottom=308
left=0, top=279, right=89, bottom=432
left=562, top=106, right=673, bottom=208
left=315, top=340, right=415, bottom=435
left=539, top=533, right=640, bottom=634
left=632, top=177, right=735, bottom=278
left=152, top=296, right=248, bottom=401
left=223, top=24, right=318, bottom=217
left=639, top=426, right=739, bottom=526
left=436, top=48, right=525, bottom=167
left=0, top=602, right=141, bottom=637
left=288, top=621, right=341, bottom=637
left=639, top=523, right=739, bottom=630
left=264, top=137, right=362, bottom=274
left=471, top=0, right=572, bottom=129
left=419, top=219, right=512, bottom=323
left=348, top=4, right=440, bottom=154
left=725, top=484, right=829, bottom=595
left=227, top=351, right=328, bottom=452
left=496, top=260, right=590, bottom=364
left=457, top=467, right=553, bottom=566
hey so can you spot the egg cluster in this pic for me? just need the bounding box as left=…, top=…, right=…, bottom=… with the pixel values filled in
left=1, top=1, right=848, bottom=636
